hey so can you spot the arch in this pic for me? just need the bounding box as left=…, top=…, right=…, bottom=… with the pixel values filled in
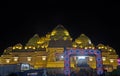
left=64, top=48, right=103, bottom=76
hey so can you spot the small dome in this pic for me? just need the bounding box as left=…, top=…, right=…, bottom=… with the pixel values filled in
left=75, top=34, right=92, bottom=45
left=26, top=34, right=40, bottom=46
left=97, top=44, right=104, bottom=47
left=13, top=43, right=23, bottom=50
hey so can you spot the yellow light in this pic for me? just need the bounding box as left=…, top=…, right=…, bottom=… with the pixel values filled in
left=98, top=47, right=101, bottom=49
left=27, top=57, right=32, bottom=61
left=109, top=49, right=112, bottom=52
left=51, top=33, right=55, bottom=36
left=101, top=46, right=104, bottom=48
left=25, top=47, right=27, bottom=49
left=14, top=57, right=18, bottom=61
left=85, top=47, right=87, bottom=49
left=64, top=31, right=69, bottom=36
left=33, top=47, right=35, bottom=49
left=110, top=59, right=114, bottom=63
left=89, top=46, right=91, bottom=48
left=80, top=45, right=83, bottom=48
left=92, top=47, right=95, bottom=49
left=73, top=45, right=77, bottom=47
left=63, top=37, right=67, bottom=40
left=51, top=31, right=56, bottom=36
left=105, top=47, right=107, bottom=49
left=77, top=41, right=81, bottom=44
left=41, top=46, right=44, bottom=48
left=65, top=33, right=69, bottom=36
left=18, top=47, right=22, bottom=49
left=102, top=57, right=106, bottom=61
left=37, top=41, right=40, bottom=44
left=89, top=57, right=93, bottom=61
left=37, top=41, right=43, bottom=44
left=29, top=46, right=32, bottom=48
left=6, top=59, right=10, bottom=63
left=42, top=56, right=46, bottom=60
left=13, top=47, right=15, bottom=50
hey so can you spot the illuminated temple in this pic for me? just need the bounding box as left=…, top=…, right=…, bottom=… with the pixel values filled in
left=0, top=25, right=119, bottom=72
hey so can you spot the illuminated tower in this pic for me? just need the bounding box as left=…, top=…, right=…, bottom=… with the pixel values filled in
left=46, top=24, right=73, bottom=68
left=73, top=34, right=94, bottom=49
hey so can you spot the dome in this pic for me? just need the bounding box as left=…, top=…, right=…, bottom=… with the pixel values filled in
left=50, top=24, right=72, bottom=40
left=13, top=43, right=23, bottom=50
left=75, top=34, right=92, bottom=45
left=26, top=34, right=40, bottom=46
left=97, top=44, right=105, bottom=49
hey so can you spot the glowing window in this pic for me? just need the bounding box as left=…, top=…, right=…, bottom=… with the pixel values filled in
left=14, top=57, right=18, bottom=61
left=6, top=59, right=10, bottom=63
left=33, top=47, right=35, bottom=49
left=27, top=57, right=32, bottom=61
left=85, top=47, right=87, bottom=49
left=13, top=47, right=15, bottom=49
left=25, top=47, right=27, bottom=49
left=109, top=49, right=112, bottom=52
left=42, top=56, right=46, bottom=60
left=110, top=59, right=114, bottom=63
left=102, top=57, right=106, bottom=61
left=89, top=57, right=93, bottom=61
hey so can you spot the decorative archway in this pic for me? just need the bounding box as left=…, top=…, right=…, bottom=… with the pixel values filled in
left=64, top=48, right=103, bottom=76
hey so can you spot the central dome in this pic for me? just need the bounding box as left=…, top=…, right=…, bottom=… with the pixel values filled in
left=50, top=24, right=72, bottom=40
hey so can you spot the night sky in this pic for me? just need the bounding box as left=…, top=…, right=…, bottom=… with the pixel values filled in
left=1, top=1, right=120, bottom=57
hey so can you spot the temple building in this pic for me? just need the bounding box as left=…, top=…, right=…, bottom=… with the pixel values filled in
left=0, top=25, right=119, bottom=72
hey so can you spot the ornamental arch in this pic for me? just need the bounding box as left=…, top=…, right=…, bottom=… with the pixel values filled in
left=64, top=48, right=103, bottom=76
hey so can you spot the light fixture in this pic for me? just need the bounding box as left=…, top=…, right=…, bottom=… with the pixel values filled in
left=27, top=57, right=32, bottom=61
left=42, top=56, right=46, bottom=60
left=102, top=57, right=106, bottom=61
left=89, top=57, right=93, bottom=61
left=14, top=57, right=18, bottom=61
left=6, top=59, right=10, bottom=63
left=110, top=59, right=114, bottom=63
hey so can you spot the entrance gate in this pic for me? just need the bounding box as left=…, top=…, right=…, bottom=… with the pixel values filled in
left=64, top=48, right=103, bottom=76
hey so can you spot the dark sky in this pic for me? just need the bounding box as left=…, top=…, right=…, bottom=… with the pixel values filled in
left=0, top=1, right=120, bottom=57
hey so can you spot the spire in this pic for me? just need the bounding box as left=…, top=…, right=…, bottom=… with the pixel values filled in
left=54, top=24, right=66, bottom=31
